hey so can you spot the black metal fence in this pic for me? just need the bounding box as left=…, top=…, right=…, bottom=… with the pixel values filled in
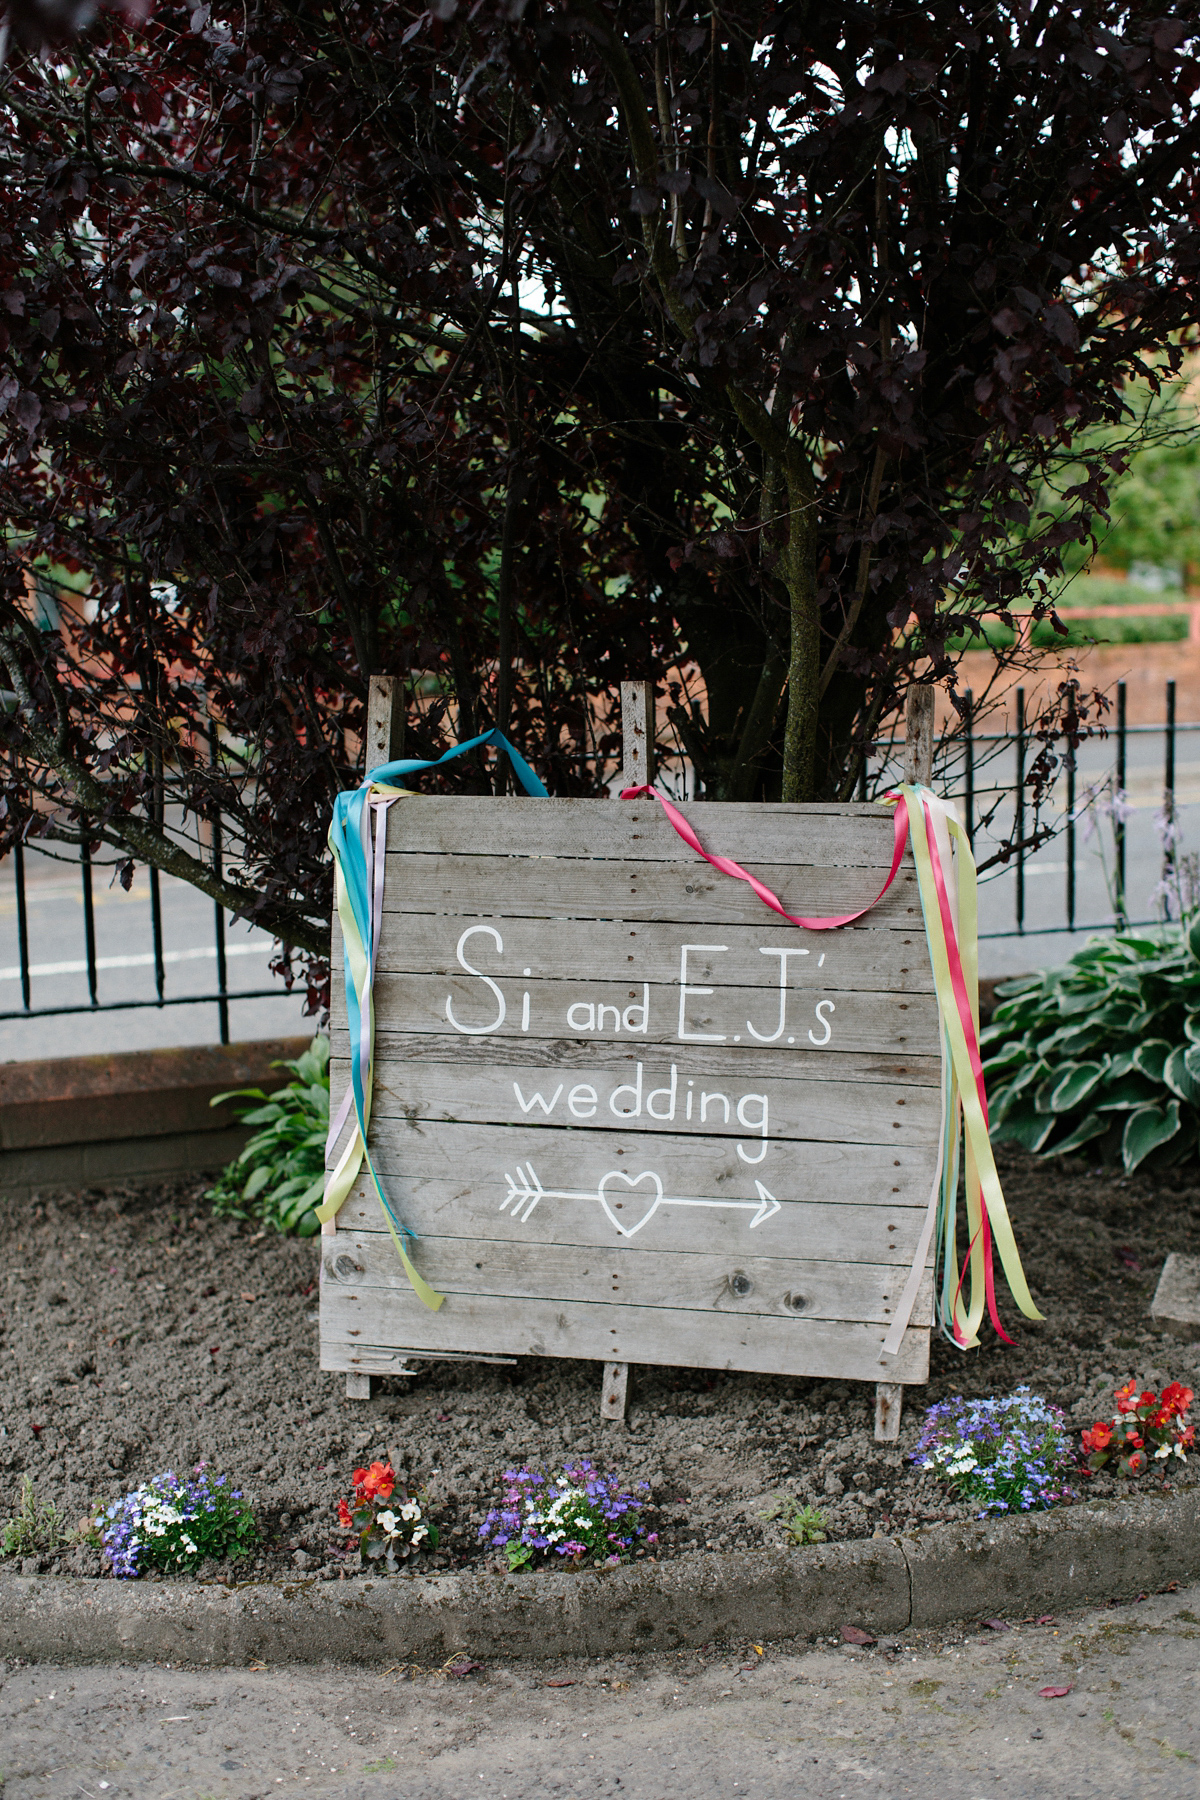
left=2, top=828, right=287, bottom=1043
left=3, top=676, right=1191, bottom=1039
left=870, top=676, right=1194, bottom=943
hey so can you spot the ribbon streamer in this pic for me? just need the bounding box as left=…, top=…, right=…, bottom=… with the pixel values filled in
left=619, top=782, right=1039, bottom=1354
left=318, top=730, right=547, bottom=1309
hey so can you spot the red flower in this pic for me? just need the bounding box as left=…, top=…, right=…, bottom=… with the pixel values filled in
left=1137, top=1390, right=1157, bottom=1412
left=360, top=1460, right=396, bottom=1501
left=1082, top=1423, right=1113, bottom=1454
left=1179, top=1425, right=1196, bottom=1449
left=337, top=1498, right=355, bottom=1529
left=1115, top=1380, right=1139, bottom=1414
left=1162, top=1383, right=1194, bottom=1418
left=1126, top=1449, right=1147, bottom=1474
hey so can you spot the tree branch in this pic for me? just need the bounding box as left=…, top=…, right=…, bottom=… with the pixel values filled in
left=0, top=621, right=328, bottom=954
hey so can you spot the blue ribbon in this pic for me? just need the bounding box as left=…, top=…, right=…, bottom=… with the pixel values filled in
left=325, top=727, right=546, bottom=1255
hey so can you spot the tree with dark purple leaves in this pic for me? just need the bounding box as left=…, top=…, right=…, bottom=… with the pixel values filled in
left=1, top=3, right=1197, bottom=1006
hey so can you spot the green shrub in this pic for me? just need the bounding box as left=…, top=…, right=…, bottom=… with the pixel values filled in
left=984, top=920, right=1200, bottom=1172
left=207, top=1036, right=329, bottom=1235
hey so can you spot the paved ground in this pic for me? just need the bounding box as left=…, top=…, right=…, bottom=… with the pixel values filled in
left=2, top=1580, right=1197, bottom=1800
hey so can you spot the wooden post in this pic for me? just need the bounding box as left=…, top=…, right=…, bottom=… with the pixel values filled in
left=618, top=678, right=655, bottom=790
left=341, top=676, right=406, bottom=1400
left=873, top=685, right=936, bottom=1443
left=875, top=1382, right=903, bottom=1443
left=600, top=1360, right=629, bottom=1422
left=600, top=681, right=654, bottom=1419
left=903, top=683, right=934, bottom=787
left=365, top=673, right=405, bottom=773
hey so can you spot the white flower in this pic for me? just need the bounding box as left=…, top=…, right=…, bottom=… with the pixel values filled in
left=376, top=1511, right=398, bottom=1534
left=1155, top=1444, right=1172, bottom=1460
left=400, top=1501, right=420, bottom=1522
left=412, top=1524, right=428, bottom=1543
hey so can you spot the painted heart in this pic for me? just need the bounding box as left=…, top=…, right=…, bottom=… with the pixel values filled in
left=597, top=1169, right=664, bottom=1238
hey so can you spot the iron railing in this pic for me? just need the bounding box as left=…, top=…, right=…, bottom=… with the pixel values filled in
left=4, top=677, right=1192, bottom=1039
left=872, top=676, right=1195, bottom=942
left=2, top=830, right=287, bottom=1043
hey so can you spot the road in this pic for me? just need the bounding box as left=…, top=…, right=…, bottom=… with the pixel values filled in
left=0, top=855, right=311, bottom=1061
left=1, top=1580, right=1197, bottom=1799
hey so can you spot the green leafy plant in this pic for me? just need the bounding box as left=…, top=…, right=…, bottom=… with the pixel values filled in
left=1, top=1477, right=68, bottom=1557
left=983, top=919, right=1200, bottom=1173
left=207, top=1037, right=329, bottom=1235
left=758, top=1496, right=828, bottom=1545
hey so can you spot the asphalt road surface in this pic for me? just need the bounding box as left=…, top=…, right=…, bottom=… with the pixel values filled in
left=0, top=856, right=310, bottom=1062
left=1, top=1580, right=1197, bottom=1800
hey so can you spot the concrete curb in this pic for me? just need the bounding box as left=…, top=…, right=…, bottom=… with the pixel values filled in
left=2, top=1490, right=1197, bottom=1666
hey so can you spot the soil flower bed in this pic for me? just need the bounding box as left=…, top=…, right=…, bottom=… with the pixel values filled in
left=2, top=1145, right=1199, bottom=1582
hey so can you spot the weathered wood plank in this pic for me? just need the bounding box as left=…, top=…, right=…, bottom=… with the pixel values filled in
left=330, top=1126, right=935, bottom=1257
left=321, top=1229, right=935, bottom=1328
left=332, top=971, right=941, bottom=1055
left=383, top=796, right=907, bottom=869
left=335, top=1058, right=941, bottom=1148
left=379, top=854, right=923, bottom=929
left=361, top=1034, right=942, bottom=1086
left=335, top=1185, right=932, bottom=1272
left=371, top=915, right=936, bottom=994
left=319, top=1287, right=930, bottom=1384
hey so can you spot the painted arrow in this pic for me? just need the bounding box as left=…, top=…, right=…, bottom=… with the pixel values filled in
left=500, top=1162, right=781, bottom=1238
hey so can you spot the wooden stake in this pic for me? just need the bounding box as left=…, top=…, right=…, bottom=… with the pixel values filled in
left=599, top=683, right=655, bottom=1418
left=365, top=673, right=406, bottom=773
left=873, top=687, right=936, bottom=1439
left=618, top=679, right=655, bottom=790
left=874, top=1381, right=902, bottom=1443
left=600, top=1361, right=629, bottom=1422
left=346, top=1373, right=377, bottom=1401
left=903, top=684, right=935, bottom=786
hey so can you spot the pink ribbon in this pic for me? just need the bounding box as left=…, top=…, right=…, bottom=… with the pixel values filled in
left=619, top=785, right=911, bottom=929
left=621, top=780, right=1014, bottom=1348
left=915, top=790, right=1012, bottom=1344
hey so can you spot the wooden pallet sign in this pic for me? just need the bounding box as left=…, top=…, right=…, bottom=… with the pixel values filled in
left=321, top=688, right=941, bottom=1428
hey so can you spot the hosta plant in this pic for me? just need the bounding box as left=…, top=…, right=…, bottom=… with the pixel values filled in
left=983, top=919, right=1200, bottom=1172
left=207, top=1036, right=329, bottom=1235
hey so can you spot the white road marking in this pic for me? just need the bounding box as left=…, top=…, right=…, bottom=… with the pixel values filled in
left=0, top=941, right=270, bottom=983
